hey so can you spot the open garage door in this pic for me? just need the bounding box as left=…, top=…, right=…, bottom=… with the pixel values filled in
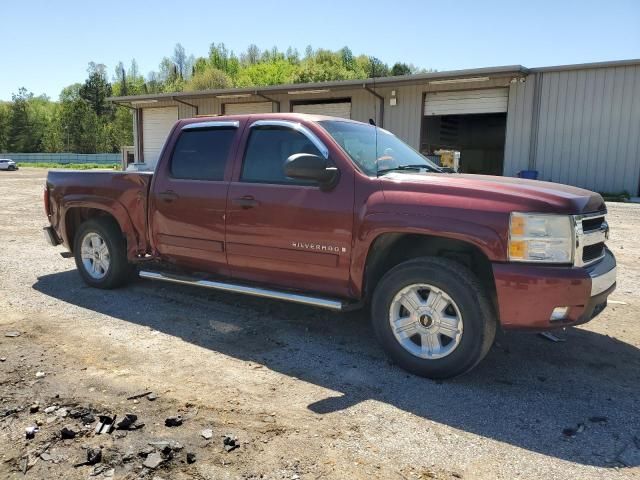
left=224, top=101, right=273, bottom=115
left=292, top=100, right=351, bottom=119
left=421, top=88, right=508, bottom=176
left=143, top=107, right=178, bottom=167
left=424, top=88, right=508, bottom=116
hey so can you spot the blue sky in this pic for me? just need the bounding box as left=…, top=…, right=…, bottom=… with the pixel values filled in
left=3, top=0, right=639, bottom=100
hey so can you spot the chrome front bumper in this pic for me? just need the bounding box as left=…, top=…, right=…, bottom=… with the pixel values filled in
left=588, top=250, right=616, bottom=296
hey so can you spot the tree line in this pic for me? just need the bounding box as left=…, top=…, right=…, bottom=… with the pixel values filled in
left=0, top=44, right=428, bottom=154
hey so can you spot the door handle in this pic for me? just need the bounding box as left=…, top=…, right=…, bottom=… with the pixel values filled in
left=158, top=190, right=179, bottom=203
left=231, top=195, right=259, bottom=209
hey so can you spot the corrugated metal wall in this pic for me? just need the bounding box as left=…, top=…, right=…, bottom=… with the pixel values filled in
left=504, top=75, right=535, bottom=176
left=505, top=65, right=640, bottom=194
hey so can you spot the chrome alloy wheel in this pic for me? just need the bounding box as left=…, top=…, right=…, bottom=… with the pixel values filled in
left=389, top=283, right=464, bottom=359
left=80, top=232, right=110, bottom=280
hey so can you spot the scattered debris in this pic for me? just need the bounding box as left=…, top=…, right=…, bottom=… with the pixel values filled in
left=143, top=452, right=164, bottom=469
left=25, top=426, right=39, bottom=439
left=165, top=415, right=183, bottom=427
left=538, top=331, right=566, bottom=342
left=4, top=331, right=20, bottom=337
left=95, top=414, right=116, bottom=434
left=201, top=428, right=213, bottom=440
left=29, top=404, right=40, bottom=414
left=562, top=423, right=585, bottom=437
left=87, top=447, right=102, bottom=465
left=138, top=446, right=154, bottom=458
left=39, top=452, right=53, bottom=462
left=35, top=371, right=46, bottom=378
left=60, top=425, right=77, bottom=439
left=608, top=300, right=627, bottom=305
left=74, top=447, right=102, bottom=468
left=589, top=415, right=608, bottom=423
left=186, top=452, right=196, bottom=464
left=116, top=413, right=138, bottom=430
left=81, top=413, right=96, bottom=424
left=44, top=406, right=57, bottom=414
left=149, top=440, right=183, bottom=453
left=126, top=390, right=153, bottom=400
left=55, top=407, right=68, bottom=417
left=147, top=392, right=158, bottom=401
left=223, top=434, right=239, bottom=452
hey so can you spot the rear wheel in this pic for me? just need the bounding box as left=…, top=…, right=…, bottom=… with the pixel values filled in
left=73, top=217, right=132, bottom=289
left=371, top=257, right=496, bottom=379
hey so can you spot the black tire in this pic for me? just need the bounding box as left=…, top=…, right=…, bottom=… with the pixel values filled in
left=371, top=257, right=496, bottom=379
left=73, top=217, right=133, bottom=289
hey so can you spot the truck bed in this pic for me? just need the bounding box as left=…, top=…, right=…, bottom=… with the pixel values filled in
left=46, top=170, right=153, bottom=255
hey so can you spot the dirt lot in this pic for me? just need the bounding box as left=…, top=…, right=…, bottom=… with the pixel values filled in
left=0, top=168, right=639, bottom=480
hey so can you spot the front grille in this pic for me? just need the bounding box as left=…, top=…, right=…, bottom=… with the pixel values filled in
left=582, top=216, right=606, bottom=232
left=574, top=212, right=608, bottom=267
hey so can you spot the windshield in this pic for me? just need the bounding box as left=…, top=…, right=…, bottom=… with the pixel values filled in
left=318, top=120, right=440, bottom=176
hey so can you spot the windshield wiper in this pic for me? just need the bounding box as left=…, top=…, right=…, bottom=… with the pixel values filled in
left=377, top=164, right=440, bottom=176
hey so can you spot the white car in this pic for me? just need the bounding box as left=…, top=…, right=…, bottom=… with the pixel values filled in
left=0, top=159, right=18, bottom=171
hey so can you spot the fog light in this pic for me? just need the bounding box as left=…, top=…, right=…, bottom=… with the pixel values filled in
left=550, top=307, right=570, bottom=321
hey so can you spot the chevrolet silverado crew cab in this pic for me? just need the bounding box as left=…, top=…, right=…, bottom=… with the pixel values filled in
left=43, top=113, right=617, bottom=379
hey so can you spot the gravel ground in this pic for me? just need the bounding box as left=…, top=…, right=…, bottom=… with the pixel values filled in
left=0, top=168, right=639, bottom=480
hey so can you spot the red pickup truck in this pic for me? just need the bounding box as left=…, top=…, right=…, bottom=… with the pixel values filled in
left=43, top=113, right=616, bottom=378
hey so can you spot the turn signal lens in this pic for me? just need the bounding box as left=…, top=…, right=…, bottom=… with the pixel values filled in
left=508, top=240, right=527, bottom=259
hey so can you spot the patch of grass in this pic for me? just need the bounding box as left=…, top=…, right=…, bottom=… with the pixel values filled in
left=599, top=191, right=631, bottom=202
left=18, top=162, right=120, bottom=170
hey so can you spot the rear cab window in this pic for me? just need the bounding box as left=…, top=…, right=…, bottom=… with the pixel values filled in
left=170, top=127, right=237, bottom=181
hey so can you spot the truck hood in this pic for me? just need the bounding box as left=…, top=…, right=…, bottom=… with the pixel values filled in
left=380, top=172, right=605, bottom=215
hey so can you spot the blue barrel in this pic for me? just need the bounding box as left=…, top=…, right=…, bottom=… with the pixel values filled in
left=518, top=170, right=539, bottom=180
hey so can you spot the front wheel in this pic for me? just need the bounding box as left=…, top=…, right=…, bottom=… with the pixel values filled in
left=73, top=217, right=132, bottom=289
left=371, top=257, right=496, bottom=379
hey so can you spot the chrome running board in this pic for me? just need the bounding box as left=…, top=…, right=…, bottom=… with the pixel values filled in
left=139, top=270, right=345, bottom=311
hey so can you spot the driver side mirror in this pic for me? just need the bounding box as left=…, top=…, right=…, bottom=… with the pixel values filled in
left=284, top=153, right=340, bottom=191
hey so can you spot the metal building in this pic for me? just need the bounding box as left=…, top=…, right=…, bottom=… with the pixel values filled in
left=109, top=59, right=640, bottom=195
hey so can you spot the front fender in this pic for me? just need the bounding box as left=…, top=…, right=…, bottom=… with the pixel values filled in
left=350, top=211, right=506, bottom=297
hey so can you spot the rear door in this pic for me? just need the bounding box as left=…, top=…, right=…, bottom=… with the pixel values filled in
left=225, top=119, right=354, bottom=297
left=148, top=120, right=241, bottom=276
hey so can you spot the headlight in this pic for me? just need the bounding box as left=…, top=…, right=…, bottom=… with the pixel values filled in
left=508, top=213, right=573, bottom=263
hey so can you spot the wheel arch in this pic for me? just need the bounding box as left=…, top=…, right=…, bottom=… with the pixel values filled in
left=362, top=232, right=499, bottom=318
left=62, top=198, right=135, bottom=255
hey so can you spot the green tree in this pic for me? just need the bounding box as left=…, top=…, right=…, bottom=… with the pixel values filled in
left=236, top=60, right=297, bottom=87
left=391, top=62, right=412, bottom=76
left=79, top=62, right=112, bottom=116
left=185, top=68, right=231, bottom=91
left=0, top=102, right=11, bottom=152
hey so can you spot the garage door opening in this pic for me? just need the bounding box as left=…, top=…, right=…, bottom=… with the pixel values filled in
left=420, top=89, right=508, bottom=175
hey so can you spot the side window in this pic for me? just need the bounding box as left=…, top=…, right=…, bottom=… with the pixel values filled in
left=241, top=126, right=322, bottom=184
left=170, top=128, right=236, bottom=180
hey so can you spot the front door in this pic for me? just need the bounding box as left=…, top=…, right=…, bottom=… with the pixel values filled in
left=226, top=120, right=354, bottom=297
left=149, top=121, right=240, bottom=276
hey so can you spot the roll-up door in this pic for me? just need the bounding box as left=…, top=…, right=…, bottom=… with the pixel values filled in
left=224, top=101, right=273, bottom=115
left=143, top=107, right=178, bottom=167
left=292, top=101, right=351, bottom=119
left=424, top=88, right=508, bottom=116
